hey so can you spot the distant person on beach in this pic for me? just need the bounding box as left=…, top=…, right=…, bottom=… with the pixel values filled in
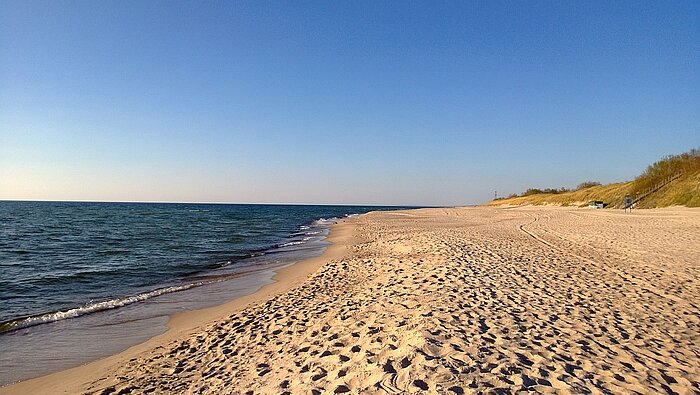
left=624, top=194, right=632, bottom=212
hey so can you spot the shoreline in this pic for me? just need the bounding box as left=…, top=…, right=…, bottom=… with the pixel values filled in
left=0, top=216, right=360, bottom=394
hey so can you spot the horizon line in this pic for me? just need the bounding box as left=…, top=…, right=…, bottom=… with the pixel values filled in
left=0, top=198, right=442, bottom=208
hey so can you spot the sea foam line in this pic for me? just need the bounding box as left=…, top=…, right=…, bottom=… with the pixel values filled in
left=0, top=282, right=208, bottom=334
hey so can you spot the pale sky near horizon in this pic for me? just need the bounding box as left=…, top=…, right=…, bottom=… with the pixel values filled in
left=1, top=1, right=698, bottom=206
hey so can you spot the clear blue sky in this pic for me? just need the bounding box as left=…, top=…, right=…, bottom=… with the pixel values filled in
left=1, top=1, right=698, bottom=206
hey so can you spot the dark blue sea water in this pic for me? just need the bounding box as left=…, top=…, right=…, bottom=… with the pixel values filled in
left=0, top=201, right=405, bottom=384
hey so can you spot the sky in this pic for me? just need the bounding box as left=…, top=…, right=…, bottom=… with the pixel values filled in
left=1, top=1, right=698, bottom=206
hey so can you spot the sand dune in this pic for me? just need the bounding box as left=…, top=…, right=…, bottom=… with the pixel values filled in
left=3, top=207, right=699, bottom=394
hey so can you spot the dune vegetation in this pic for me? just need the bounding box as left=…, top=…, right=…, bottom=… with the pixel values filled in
left=488, top=148, right=700, bottom=208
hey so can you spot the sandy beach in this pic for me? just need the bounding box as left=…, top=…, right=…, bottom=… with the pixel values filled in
left=2, top=206, right=699, bottom=394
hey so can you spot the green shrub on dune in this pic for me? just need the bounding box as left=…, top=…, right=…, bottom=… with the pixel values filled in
left=489, top=148, right=700, bottom=208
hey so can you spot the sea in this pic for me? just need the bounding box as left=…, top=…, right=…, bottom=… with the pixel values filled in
left=0, top=201, right=406, bottom=385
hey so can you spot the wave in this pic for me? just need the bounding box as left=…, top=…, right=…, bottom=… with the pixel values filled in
left=278, top=235, right=317, bottom=247
left=0, top=282, right=210, bottom=334
left=279, top=241, right=304, bottom=247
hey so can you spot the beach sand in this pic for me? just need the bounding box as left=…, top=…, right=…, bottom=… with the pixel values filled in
left=2, top=207, right=699, bottom=394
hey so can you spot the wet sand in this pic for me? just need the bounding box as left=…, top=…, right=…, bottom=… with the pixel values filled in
left=2, top=207, right=699, bottom=394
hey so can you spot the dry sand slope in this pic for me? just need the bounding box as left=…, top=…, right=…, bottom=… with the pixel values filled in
left=25, top=207, right=700, bottom=394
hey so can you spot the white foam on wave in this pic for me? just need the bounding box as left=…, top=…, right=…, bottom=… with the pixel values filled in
left=280, top=241, right=304, bottom=247
left=313, top=217, right=337, bottom=226
left=278, top=217, right=334, bottom=248
left=3, top=282, right=209, bottom=333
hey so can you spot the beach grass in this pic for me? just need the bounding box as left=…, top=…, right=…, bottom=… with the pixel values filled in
left=489, top=148, right=700, bottom=208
